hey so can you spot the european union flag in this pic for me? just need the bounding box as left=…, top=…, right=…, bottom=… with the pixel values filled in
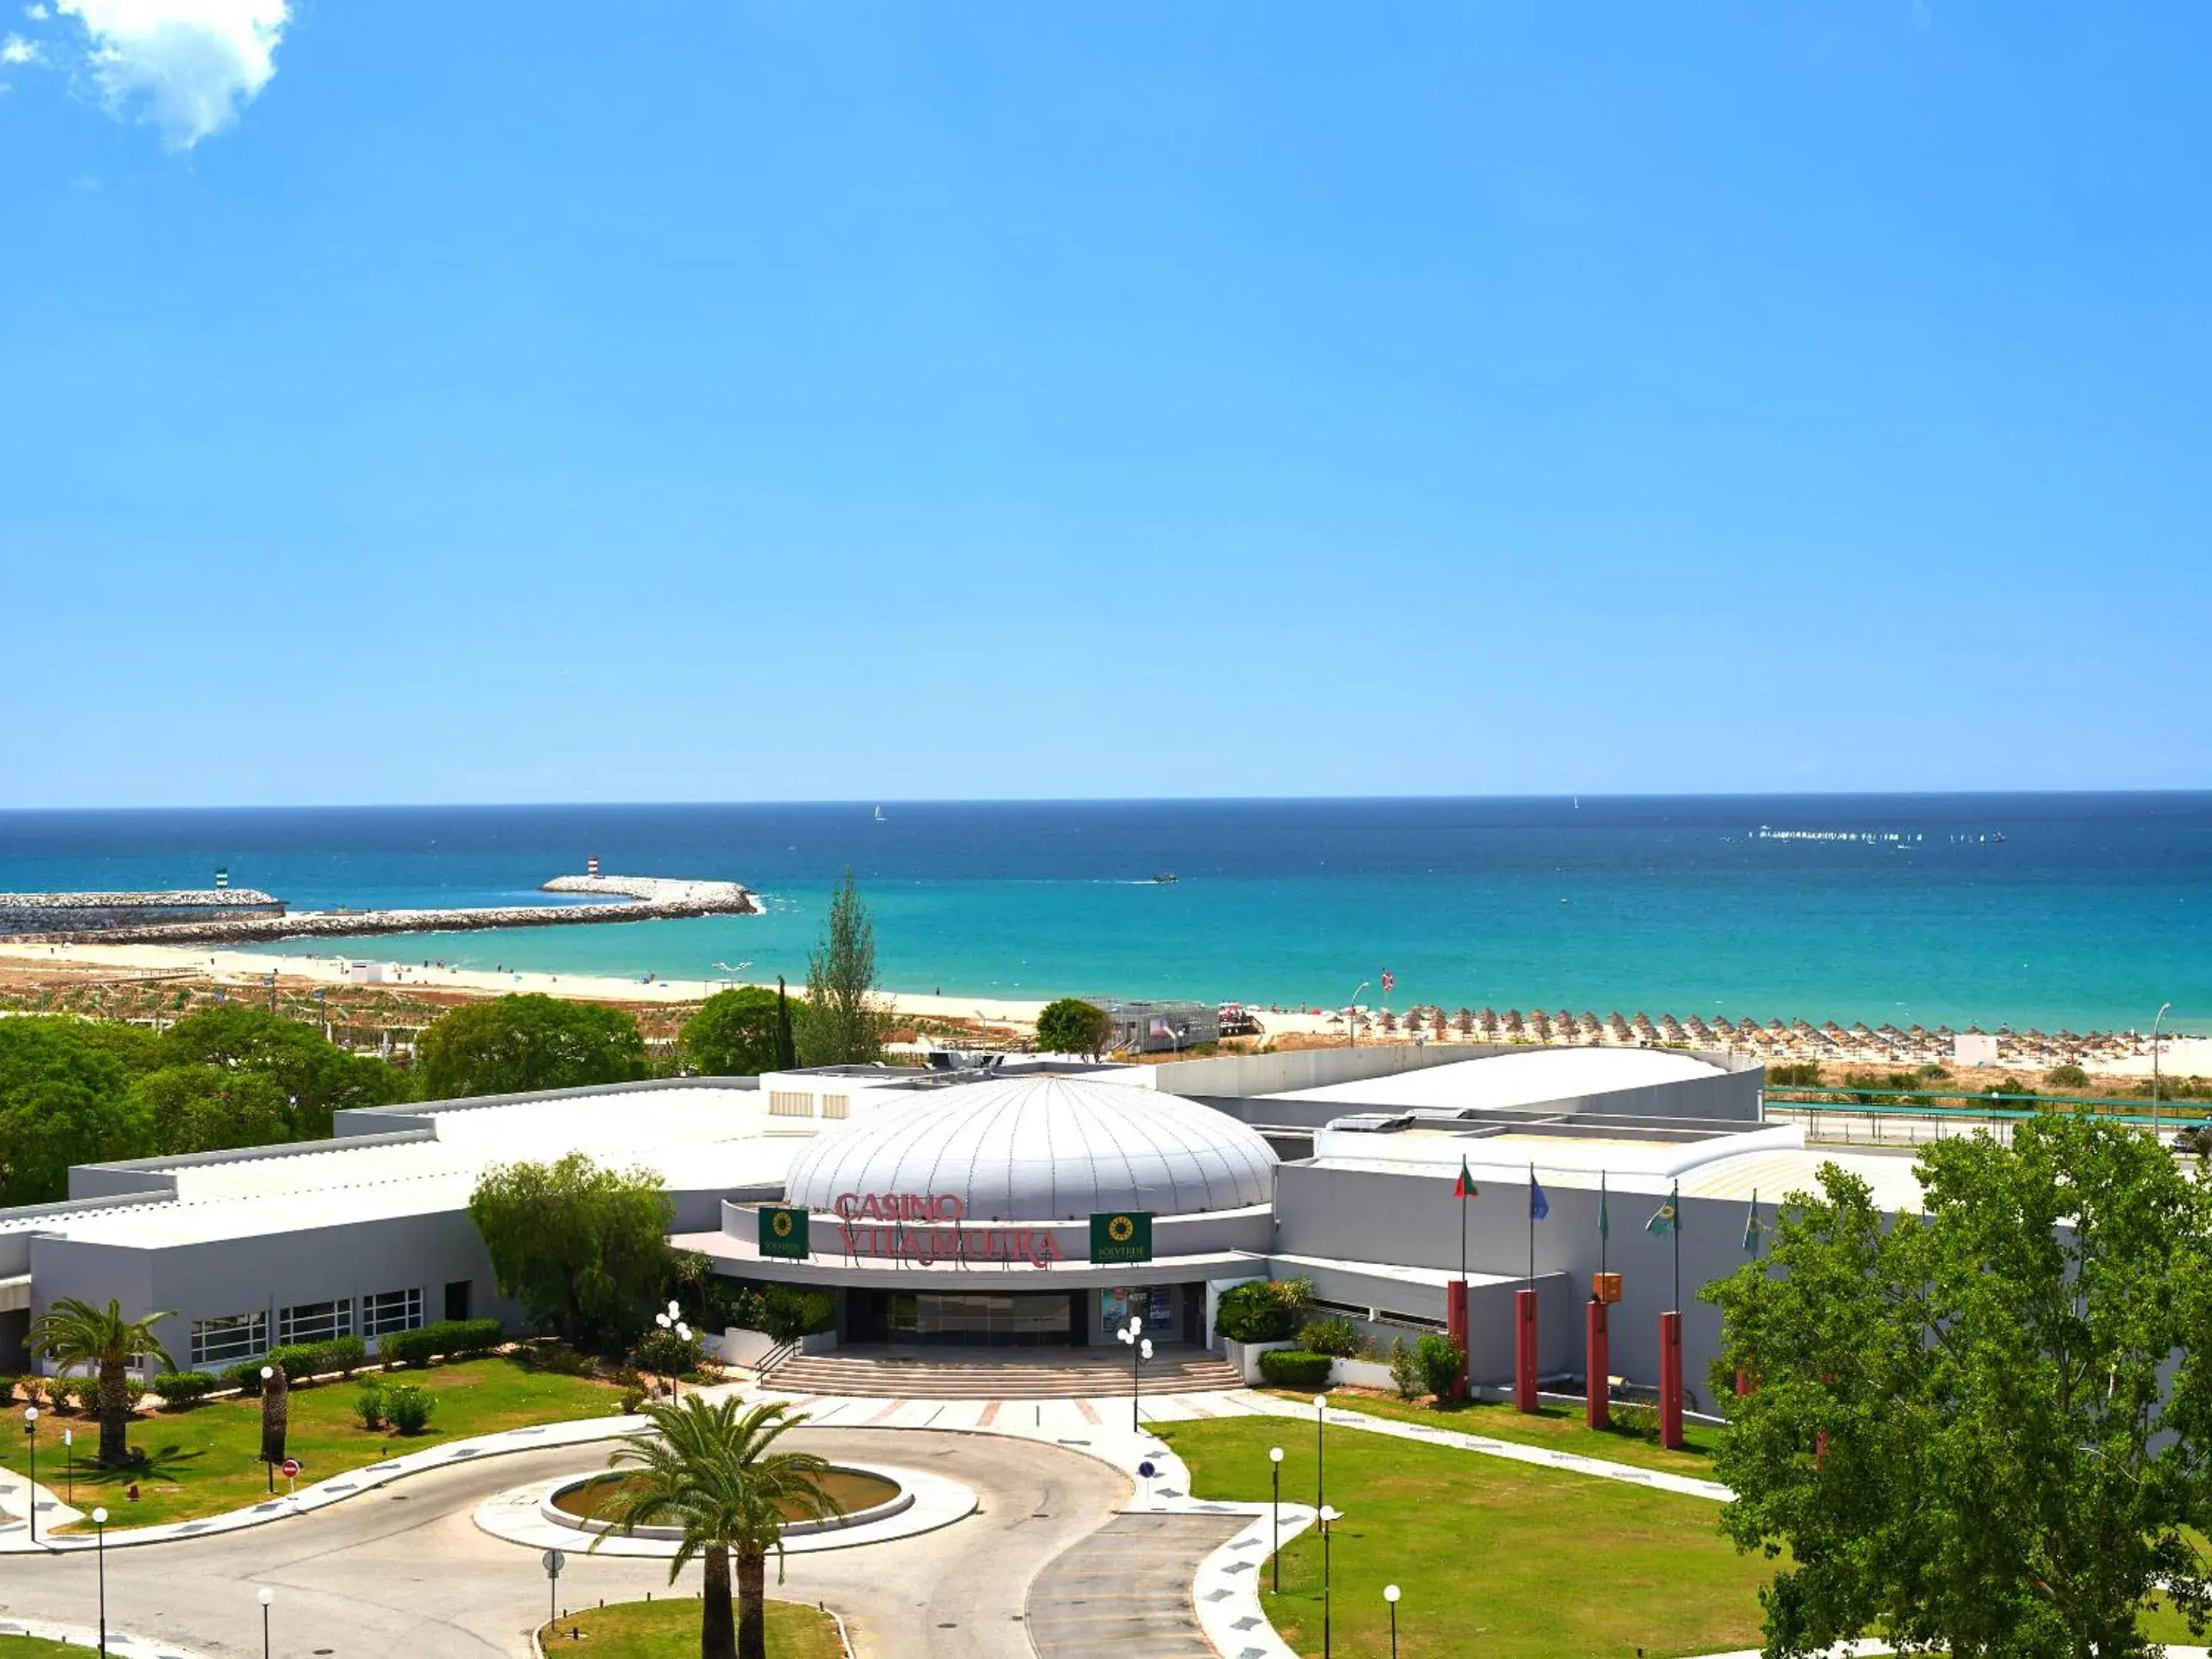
left=1529, top=1167, right=1550, bottom=1222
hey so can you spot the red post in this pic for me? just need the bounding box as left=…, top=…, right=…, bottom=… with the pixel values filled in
left=1659, top=1310, right=1684, bottom=1449
left=1585, top=1299, right=1610, bottom=1429
left=1514, top=1288, right=1538, bottom=1412
left=1446, top=1278, right=1470, bottom=1401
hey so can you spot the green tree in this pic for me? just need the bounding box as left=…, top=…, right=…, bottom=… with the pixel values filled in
left=157, top=1005, right=412, bottom=1134
left=28, top=1296, right=177, bottom=1466
left=467, top=1153, right=674, bottom=1348
left=133, top=1064, right=297, bottom=1154
left=1704, top=1114, right=2212, bottom=1658
left=773, top=978, right=796, bottom=1070
left=592, top=1397, right=844, bottom=1659
left=0, top=1018, right=152, bottom=1205
left=1034, top=998, right=1113, bottom=1058
left=796, top=872, right=882, bottom=1066
left=415, top=994, right=647, bottom=1100
left=680, top=988, right=782, bottom=1076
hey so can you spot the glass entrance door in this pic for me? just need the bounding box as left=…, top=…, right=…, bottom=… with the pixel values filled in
left=885, top=1292, right=1073, bottom=1347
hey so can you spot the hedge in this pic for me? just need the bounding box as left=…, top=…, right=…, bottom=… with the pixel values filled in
left=1257, top=1349, right=1334, bottom=1389
left=1214, top=1283, right=1299, bottom=1343
left=378, top=1318, right=504, bottom=1369
left=151, top=1370, right=217, bottom=1407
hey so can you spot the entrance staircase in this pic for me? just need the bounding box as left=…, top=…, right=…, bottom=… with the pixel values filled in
left=763, top=1345, right=1243, bottom=1400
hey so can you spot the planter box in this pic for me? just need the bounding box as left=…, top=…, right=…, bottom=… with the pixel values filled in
left=1224, top=1338, right=1295, bottom=1385
left=1329, top=1356, right=1399, bottom=1392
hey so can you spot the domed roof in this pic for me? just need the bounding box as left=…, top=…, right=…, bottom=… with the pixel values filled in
left=782, top=1073, right=1277, bottom=1222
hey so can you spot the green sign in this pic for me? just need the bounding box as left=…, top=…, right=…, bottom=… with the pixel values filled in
left=758, top=1205, right=811, bottom=1260
left=1089, top=1210, right=1154, bottom=1265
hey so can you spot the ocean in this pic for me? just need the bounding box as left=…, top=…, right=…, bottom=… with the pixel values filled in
left=0, top=795, right=2205, bottom=1033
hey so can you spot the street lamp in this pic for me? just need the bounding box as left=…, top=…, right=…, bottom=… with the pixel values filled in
left=22, top=1406, right=38, bottom=1544
left=655, top=1303, right=694, bottom=1400
left=93, top=1506, right=109, bottom=1657
left=257, top=1587, right=274, bottom=1659
left=1384, top=1583, right=1401, bottom=1659
left=1267, top=1446, right=1283, bottom=1593
left=1117, top=1317, right=1153, bottom=1432
left=1313, top=1393, right=1328, bottom=1514
left=1318, top=1505, right=1343, bottom=1659
left=62, top=1426, right=73, bottom=1505
left=1346, top=983, right=1369, bottom=1048
left=2154, top=1003, right=2173, bottom=1137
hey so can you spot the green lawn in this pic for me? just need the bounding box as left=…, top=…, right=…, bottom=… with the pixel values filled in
left=1268, top=1386, right=1725, bottom=1476
left=1163, top=1416, right=1767, bottom=1658
left=538, top=1598, right=842, bottom=1659
left=0, top=1357, right=626, bottom=1531
left=0, top=1640, right=91, bottom=1659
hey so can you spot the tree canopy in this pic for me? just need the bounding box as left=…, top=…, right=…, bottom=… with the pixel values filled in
left=680, top=987, right=783, bottom=1077
left=415, top=993, right=647, bottom=1099
left=467, top=1152, right=674, bottom=1348
left=30, top=1295, right=176, bottom=1465
left=1035, top=998, right=1114, bottom=1058
left=0, top=1018, right=153, bottom=1205
left=1704, top=1113, right=2212, bottom=1659
left=796, top=872, right=882, bottom=1067
left=157, top=1005, right=414, bottom=1133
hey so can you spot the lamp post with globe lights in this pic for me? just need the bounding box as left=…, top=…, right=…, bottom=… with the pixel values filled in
left=1117, top=1316, right=1154, bottom=1432
left=1384, top=1583, right=1401, bottom=1658
left=654, top=1302, right=694, bottom=1401
left=1313, top=1393, right=1329, bottom=1514
left=93, top=1505, right=109, bottom=1657
left=1318, top=1505, right=1343, bottom=1659
left=22, top=1406, right=38, bottom=1543
left=1267, top=1445, right=1284, bottom=1592
left=257, top=1587, right=274, bottom=1659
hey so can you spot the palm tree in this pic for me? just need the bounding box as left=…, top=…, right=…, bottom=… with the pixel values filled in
left=28, top=1296, right=176, bottom=1466
left=592, top=1396, right=844, bottom=1659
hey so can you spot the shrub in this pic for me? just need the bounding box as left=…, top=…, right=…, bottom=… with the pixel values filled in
left=383, top=1383, right=435, bottom=1434
left=619, top=1386, right=648, bottom=1413
left=1413, top=1333, right=1464, bottom=1399
left=0, top=1375, right=16, bottom=1406
left=317, top=1335, right=367, bottom=1378
left=2047, top=1063, right=2091, bottom=1091
left=631, top=1327, right=705, bottom=1379
left=1388, top=1338, right=1422, bottom=1402
left=515, top=1342, right=591, bottom=1376
left=152, top=1371, right=217, bottom=1409
left=1297, top=1317, right=1364, bottom=1359
left=1608, top=1401, right=1660, bottom=1443
left=353, top=1379, right=386, bottom=1429
left=756, top=1286, right=834, bottom=1342
left=1765, top=1062, right=1823, bottom=1086
left=224, top=1361, right=267, bottom=1396
left=379, top=1318, right=502, bottom=1369
left=266, top=1344, right=326, bottom=1383
left=1214, top=1283, right=1299, bottom=1344
left=1257, top=1349, right=1334, bottom=1389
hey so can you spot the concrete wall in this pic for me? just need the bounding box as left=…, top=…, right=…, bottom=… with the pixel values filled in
left=28, top=1210, right=521, bottom=1373
left=1157, top=1043, right=1485, bottom=1100
left=1273, top=1161, right=1751, bottom=1409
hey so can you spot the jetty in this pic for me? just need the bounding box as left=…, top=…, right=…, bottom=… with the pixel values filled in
left=0, top=873, right=757, bottom=945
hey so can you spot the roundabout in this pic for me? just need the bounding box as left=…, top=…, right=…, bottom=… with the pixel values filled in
left=475, top=1457, right=975, bottom=1557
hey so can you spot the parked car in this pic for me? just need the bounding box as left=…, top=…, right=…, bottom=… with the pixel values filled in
left=2171, top=1120, right=2212, bottom=1154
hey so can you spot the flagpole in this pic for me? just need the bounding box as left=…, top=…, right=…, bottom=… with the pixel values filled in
left=1459, top=1167, right=1468, bottom=1284
left=1599, top=1170, right=1608, bottom=1280
left=1527, top=1164, right=1535, bottom=1289
left=1671, top=1180, right=1681, bottom=1313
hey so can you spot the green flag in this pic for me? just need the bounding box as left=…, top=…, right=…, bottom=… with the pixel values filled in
left=1598, top=1173, right=1610, bottom=1240
left=1742, top=1190, right=1762, bottom=1254
left=1645, top=1194, right=1677, bottom=1237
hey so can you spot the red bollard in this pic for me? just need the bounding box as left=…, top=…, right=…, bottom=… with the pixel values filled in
left=1659, top=1310, right=1684, bottom=1449
left=1514, top=1288, right=1538, bottom=1412
left=1446, top=1278, right=1470, bottom=1401
left=1585, top=1299, right=1610, bottom=1430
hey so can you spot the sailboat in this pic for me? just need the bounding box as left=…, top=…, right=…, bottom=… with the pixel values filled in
left=873, top=806, right=886, bottom=823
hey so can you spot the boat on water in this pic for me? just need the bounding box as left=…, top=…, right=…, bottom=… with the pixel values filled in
left=1150, top=873, right=1177, bottom=885
left=873, top=806, right=886, bottom=822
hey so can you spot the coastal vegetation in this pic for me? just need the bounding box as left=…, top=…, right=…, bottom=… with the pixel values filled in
left=592, top=1397, right=846, bottom=1659
left=1704, top=1111, right=2212, bottom=1657
left=680, top=985, right=783, bottom=1075
left=795, top=872, right=882, bottom=1067
left=415, top=992, right=649, bottom=1097
left=0, top=1008, right=413, bottom=1205
left=1034, top=996, right=1113, bottom=1058
left=468, top=1154, right=676, bottom=1350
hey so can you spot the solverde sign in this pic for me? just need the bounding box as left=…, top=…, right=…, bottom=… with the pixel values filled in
left=1089, top=1210, right=1154, bottom=1265
left=757, top=1205, right=811, bottom=1260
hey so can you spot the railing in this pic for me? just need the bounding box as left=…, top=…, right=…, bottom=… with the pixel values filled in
left=753, top=1336, right=802, bottom=1380
left=1763, top=1086, right=2202, bottom=1147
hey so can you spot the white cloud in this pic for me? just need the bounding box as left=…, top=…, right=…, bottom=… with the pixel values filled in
left=1, top=31, right=39, bottom=61
left=57, top=0, right=288, bottom=147
left=24, top=2, right=49, bottom=16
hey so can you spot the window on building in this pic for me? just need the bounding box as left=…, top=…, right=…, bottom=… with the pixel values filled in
left=362, top=1288, right=423, bottom=1338
left=276, top=1299, right=353, bottom=1346
left=820, top=1093, right=849, bottom=1120
left=190, top=1312, right=268, bottom=1366
left=768, top=1090, right=813, bottom=1118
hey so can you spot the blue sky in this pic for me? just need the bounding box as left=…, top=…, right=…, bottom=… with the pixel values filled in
left=3, top=3, right=2206, bottom=806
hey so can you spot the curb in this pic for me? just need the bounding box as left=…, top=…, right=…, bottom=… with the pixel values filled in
left=0, top=1618, right=207, bottom=1659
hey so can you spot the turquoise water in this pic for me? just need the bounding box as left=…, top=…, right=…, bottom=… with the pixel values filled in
left=1, top=796, right=2205, bottom=1031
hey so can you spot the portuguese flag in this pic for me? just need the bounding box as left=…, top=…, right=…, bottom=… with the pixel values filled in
left=1453, top=1157, right=1478, bottom=1200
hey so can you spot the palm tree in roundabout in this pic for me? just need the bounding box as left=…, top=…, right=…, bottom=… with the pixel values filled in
left=591, top=1396, right=846, bottom=1659
left=28, top=1296, right=177, bottom=1468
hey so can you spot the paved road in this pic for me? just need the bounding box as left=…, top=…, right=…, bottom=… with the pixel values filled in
left=1023, top=1514, right=1246, bottom=1659
left=0, top=1429, right=1130, bottom=1659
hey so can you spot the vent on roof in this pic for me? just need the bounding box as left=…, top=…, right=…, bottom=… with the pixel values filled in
left=1326, top=1112, right=1415, bottom=1134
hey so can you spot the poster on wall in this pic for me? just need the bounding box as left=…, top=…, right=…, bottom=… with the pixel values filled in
left=1147, top=1285, right=1174, bottom=1328
left=1100, top=1287, right=1131, bottom=1332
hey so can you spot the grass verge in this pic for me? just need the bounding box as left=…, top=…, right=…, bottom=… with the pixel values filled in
left=1264, top=1386, right=1724, bottom=1475
left=537, top=1598, right=843, bottom=1659
left=0, top=1357, right=625, bottom=1531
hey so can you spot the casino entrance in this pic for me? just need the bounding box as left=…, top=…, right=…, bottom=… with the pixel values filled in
left=842, top=1284, right=1204, bottom=1349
